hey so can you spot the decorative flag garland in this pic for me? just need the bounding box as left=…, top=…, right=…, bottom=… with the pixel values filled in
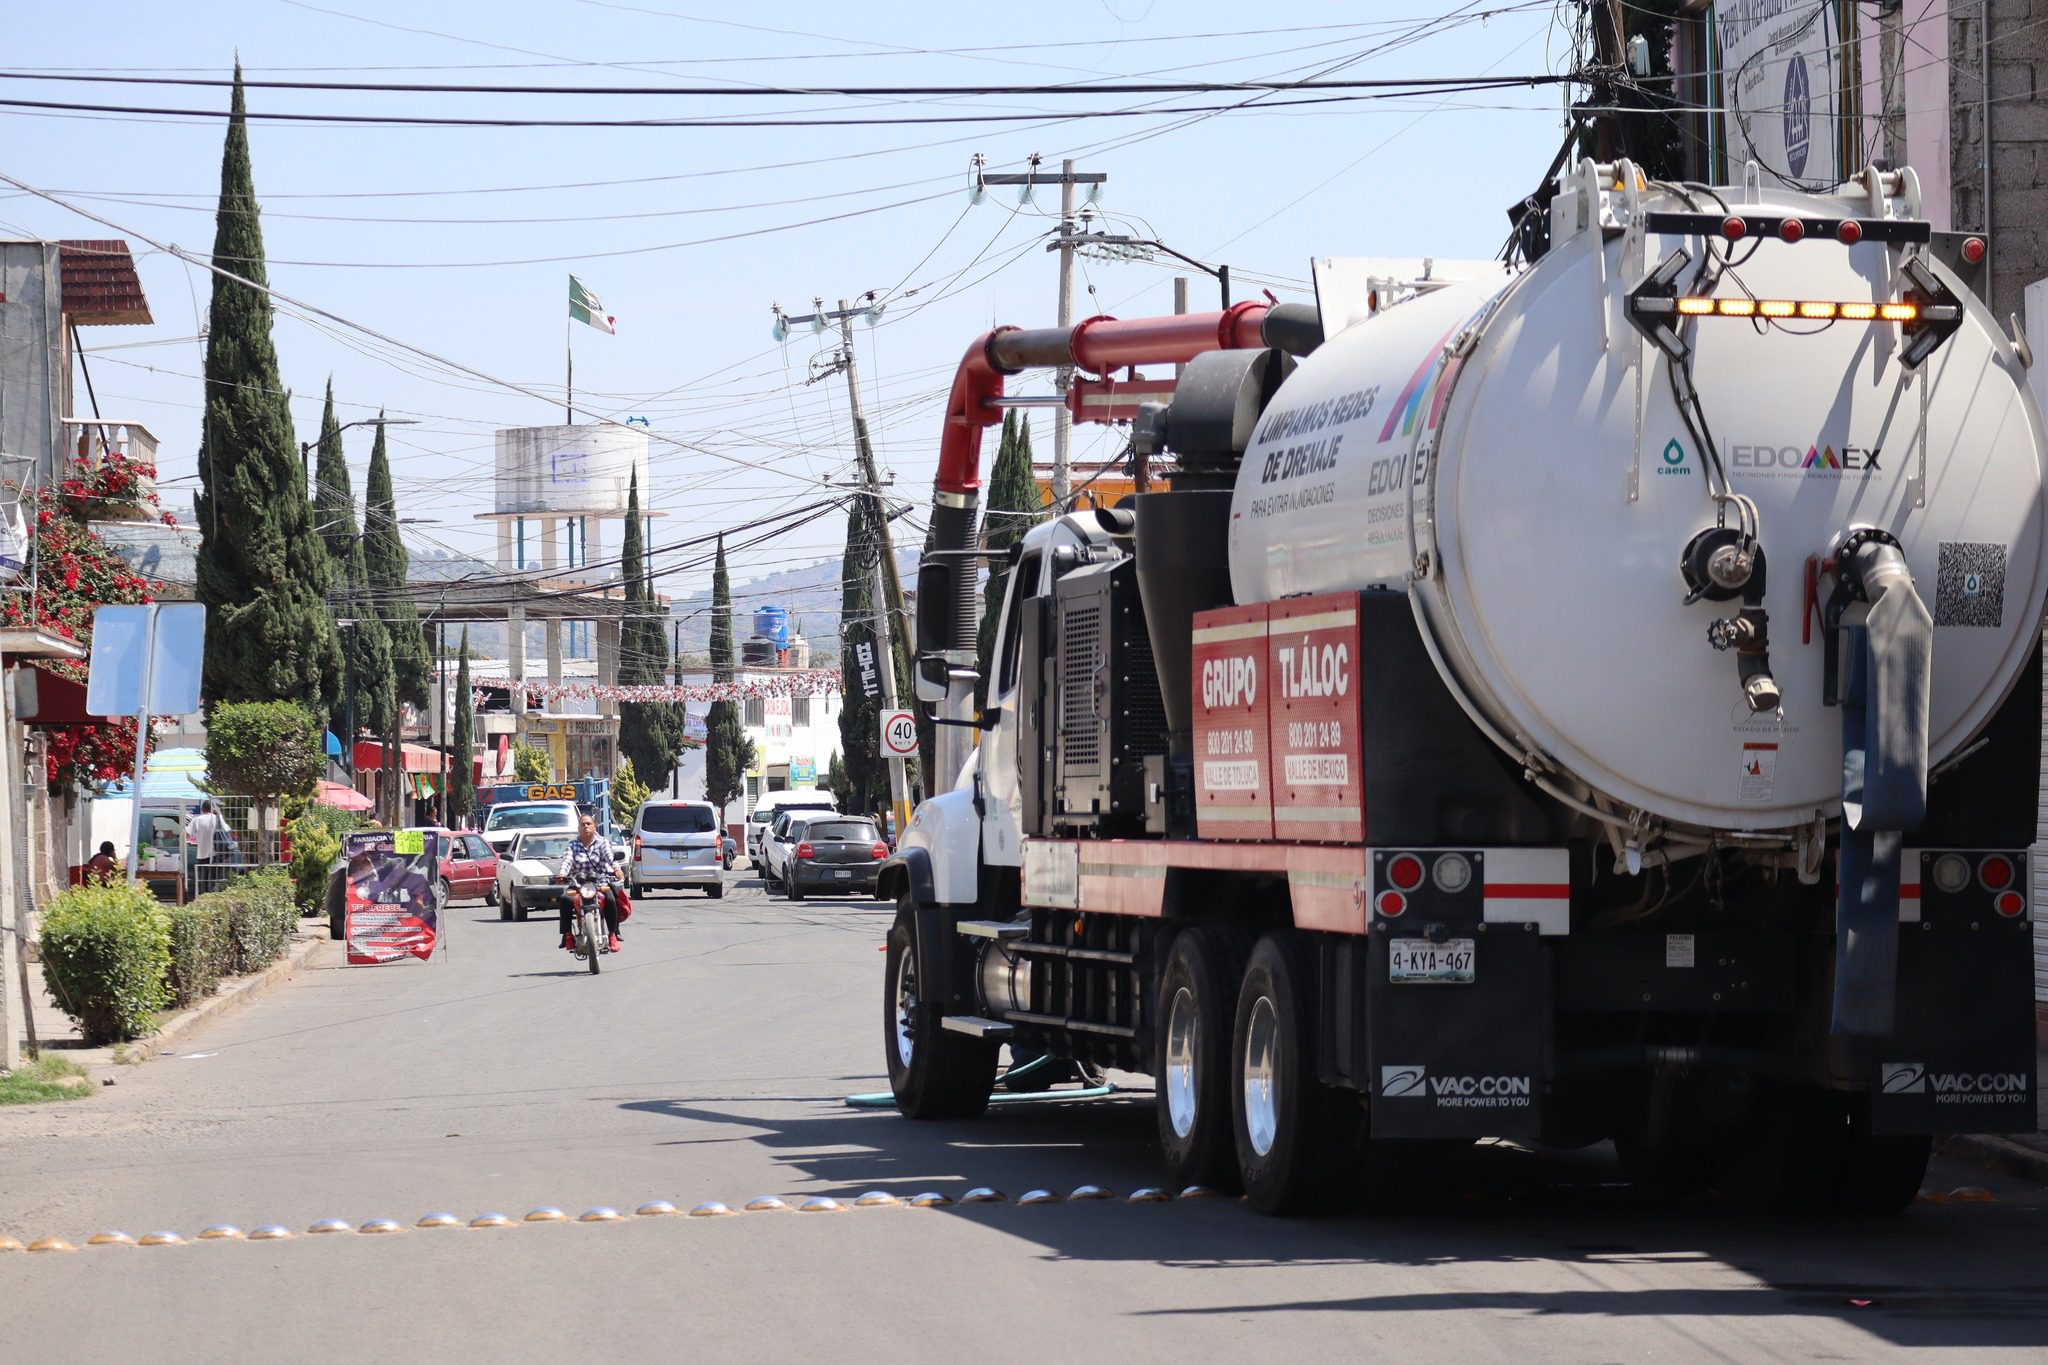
left=471, top=670, right=840, bottom=705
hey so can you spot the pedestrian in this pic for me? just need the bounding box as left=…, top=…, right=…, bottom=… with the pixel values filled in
left=84, top=839, right=120, bottom=886
left=187, top=799, right=225, bottom=896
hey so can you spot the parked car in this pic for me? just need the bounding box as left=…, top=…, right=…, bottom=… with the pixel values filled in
left=721, top=835, right=737, bottom=870
left=405, top=827, right=500, bottom=904
left=779, top=815, right=890, bottom=901
left=480, top=800, right=579, bottom=857
left=629, top=798, right=725, bottom=899
left=759, top=810, right=801, bottom=889
left=495, top=831, right=576, bottom=922
left=745, top=789, right=838, bottom=863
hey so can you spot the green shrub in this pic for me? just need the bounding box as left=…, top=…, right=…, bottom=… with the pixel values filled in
left=287, top=809, right=351, bottom=913
left=39, top=883, right=171, bottom=1045
left=165, top=901, right=230, bottom=1006
left=215, top=868, right=297, bottom=973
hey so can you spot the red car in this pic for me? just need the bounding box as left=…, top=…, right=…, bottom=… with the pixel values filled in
left=406, top=827, right=501, bottom=904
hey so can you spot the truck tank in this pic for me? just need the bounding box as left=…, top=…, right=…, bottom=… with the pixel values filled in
left=1229, top=176, right=2048, bottom=838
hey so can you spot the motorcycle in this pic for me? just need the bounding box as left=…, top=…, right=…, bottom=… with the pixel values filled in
left=570, top=879, right=615, bottom=975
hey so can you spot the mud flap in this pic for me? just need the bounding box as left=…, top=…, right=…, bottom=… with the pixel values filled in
left=1366, top=924, right=1548, bottom=1139
left=1871, top=854, right=2037, bottom=1135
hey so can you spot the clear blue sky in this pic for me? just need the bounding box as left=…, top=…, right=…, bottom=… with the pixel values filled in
left=0, top=0, right=1575, bottom=599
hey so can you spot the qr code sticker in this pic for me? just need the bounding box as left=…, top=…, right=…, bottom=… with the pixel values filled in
left=1935, top=542, right=2006, bottom=627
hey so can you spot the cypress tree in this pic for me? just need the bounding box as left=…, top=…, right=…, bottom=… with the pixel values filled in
left=311, top=381, right=394, bottom=746
left=703, top=534, right=752, bottom=813
left=448, top=629, right=475, bottom=822
left=617, top=471, right=685, bottom=789
left=975, top=411, right=1044, bottom=707
left=194, top=64, right=340, bottom=717
left=362, top=417, right=430, bottom=820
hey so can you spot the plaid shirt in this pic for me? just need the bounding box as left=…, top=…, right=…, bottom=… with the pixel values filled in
left=556, top=837, right=616, bottom=884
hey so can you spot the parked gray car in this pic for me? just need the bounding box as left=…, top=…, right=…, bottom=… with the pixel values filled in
left=779, top=815, right=889, bottom=901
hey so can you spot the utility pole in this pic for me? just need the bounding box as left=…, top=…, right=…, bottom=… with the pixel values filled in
left=1878, top=0, right=1906, bottom=168
left=1586, top=0, right=1625, bottom=163
left=976, top=158, right=1107, bottom=503
left=769, top=295, right=915, bottom=837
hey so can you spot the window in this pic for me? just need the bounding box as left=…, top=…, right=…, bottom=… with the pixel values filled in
left=638, top=803, right=717, bottom=834
left=744, top=697, right=765, bottom=727
left=464, top=835, right=493, bottom=860
left=805, top=820, right=879, bottom=842
left=792, top=695, right=811, bottom=726
left=998, top=551, right=1041, bottom=696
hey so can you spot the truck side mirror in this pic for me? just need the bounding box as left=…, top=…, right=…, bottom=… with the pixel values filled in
left=913, top=557, right=957, bottom=655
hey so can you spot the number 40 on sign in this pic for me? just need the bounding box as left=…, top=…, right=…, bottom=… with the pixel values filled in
left=880, top=710, right=918, bottom=758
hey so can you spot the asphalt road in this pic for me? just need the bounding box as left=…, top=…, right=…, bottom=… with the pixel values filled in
left=3, top=869, right=2045, bottom=1362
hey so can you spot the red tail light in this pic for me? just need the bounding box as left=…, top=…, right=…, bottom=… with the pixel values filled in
left=633, top=836, right=643, bottom=862
left=871, top=841, right=889, bottom=860
left=1377, top=890, right=1407, bottom=918
left=1979, top=855, right=2015, bottom=891
left=1388, top=854, right=1425, bottom=892
left=795, top=842, right=816, bottom=861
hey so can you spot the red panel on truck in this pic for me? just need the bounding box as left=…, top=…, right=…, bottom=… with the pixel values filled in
left=1191, top=602, right=1273, bottom=839
left=1268, top=593, right=1365, bottom=843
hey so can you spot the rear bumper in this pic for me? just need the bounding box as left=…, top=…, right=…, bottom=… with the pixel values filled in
left=634, top=863, right=722, bottom=887
left=790, top=863, right=881, bottom=893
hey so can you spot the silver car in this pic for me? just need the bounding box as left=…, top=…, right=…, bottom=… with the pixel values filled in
left=630, top=799, right=726, bottom=899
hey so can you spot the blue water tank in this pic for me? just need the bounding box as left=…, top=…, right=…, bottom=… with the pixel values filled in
left=752, top=606, right=790, bottom=650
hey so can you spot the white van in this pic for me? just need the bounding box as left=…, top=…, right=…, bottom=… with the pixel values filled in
left=744, top=789, right=838, bottom=864
left=631, top=798, right=725, bottom=899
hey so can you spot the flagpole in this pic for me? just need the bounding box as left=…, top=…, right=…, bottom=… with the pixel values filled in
left=565, top=306, right=573, bottom=424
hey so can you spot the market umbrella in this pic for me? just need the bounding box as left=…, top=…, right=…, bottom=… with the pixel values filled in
left=315, top=779, right=374, bottom=813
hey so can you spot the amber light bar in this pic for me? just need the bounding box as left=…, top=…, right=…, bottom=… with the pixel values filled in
left=1635, top=296, right=1957, bottom=325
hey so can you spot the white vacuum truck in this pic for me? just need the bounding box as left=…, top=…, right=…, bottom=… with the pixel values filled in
left=877, top=161, right=2045, bottom=1215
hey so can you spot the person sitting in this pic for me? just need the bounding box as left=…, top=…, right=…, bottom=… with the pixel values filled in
left=556, top=813, right=631, bottom=953
left=84, top=840, right=120, bottom=886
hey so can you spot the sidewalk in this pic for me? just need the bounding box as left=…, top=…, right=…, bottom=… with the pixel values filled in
left=17, top=918, right=331, bottom=1073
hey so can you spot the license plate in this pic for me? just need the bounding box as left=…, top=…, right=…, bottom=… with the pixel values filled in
left=1389, top=938, right=1475, bottom=984
left=834, top=869, right=852, bottom=879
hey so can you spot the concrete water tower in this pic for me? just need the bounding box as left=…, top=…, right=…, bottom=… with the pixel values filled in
left=479, top=424, right=654, bottom=577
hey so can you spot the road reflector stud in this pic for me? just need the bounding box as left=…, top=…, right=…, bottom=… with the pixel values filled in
left=28, top=1237, right=76, bottom=1252
left=907, top=1192, right=953, bottom=1208
left=797, top=1197, right=844, bottom=1213
left=88, top=1231, right=136, bottom=1246
left=635, top=1201, right=680, bottom=1217
left=469, top=1213, right=515, bottom=1228
left=307, top=1218, right=353, bottom=1235
left=579, top=1207, right=624, bottom=1223
left=1017, top=1190, right=1061, bottom=1205
left=138, top=1232, right=185, bottom=1247
left=1178, top=1185, right=1228, bottom=1200
left=249, top=1226, right=295, bottom=1241
left=960, top=1188, right=1006, bottom=1204
left=689, top=1202, right=736, bottom=1218
left=1068, top=1186, right=1114, bottom=1201
left=743, top=1196, right=789, bottom=1212
left=198, top=1225, right=245, bottom=1240
left=853, top=1191, right=899, bottom=1207
left=1915, top=1189, right=1949, bottom=1204
left=524, top=1207, right=568, bottom=1223
left=1127, top=1188, right=1172, bottom=1203
left=0, top=1236, right=23, bottom=1252
left=416, top=1213, right=462, bottom=1229
left=1949, top=1187, right=1994, bottom=1203
left=358, top=1219, right=405, bottom=1235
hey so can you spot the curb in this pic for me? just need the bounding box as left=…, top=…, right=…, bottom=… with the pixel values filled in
left=97, top=932, right=329, bottom=1073
left=1936, top=1133, right=2048, bottom=1186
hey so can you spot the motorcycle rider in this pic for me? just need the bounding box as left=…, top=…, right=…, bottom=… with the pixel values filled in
left=558, top=812, right=629, bottom=954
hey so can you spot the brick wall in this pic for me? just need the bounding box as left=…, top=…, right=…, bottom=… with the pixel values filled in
left=1951, top=0, right=2048, bottom=321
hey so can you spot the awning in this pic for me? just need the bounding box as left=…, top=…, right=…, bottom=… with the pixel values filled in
left=352, top=740, right=444, bottom=774
left=96, top=746, right=209, bottom=802
left=315, top=779, right=373, bottom=812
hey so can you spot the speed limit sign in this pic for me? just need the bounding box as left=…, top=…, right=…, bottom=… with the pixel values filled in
left=880, top=710, right=918, bottom=757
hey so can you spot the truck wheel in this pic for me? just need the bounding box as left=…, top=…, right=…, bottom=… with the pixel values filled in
left=1231, top=931, right=1360, bottom=1215
left=885, top=904, right=997, bottom=1119
left=1156, top=926, right=1251, bottom=1191
left=1833, top=1101, right=1931, bottom=1215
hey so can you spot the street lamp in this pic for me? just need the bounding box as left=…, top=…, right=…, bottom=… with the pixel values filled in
left=1057, top=233, right=1232, bottom=308
left=300, top=416, right=419, bottom=490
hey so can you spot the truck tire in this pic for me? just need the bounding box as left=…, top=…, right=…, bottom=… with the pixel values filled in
left=1833, top=1105, right=1931, bottom=1215
left=1156, top=926, right=1252, bottom=1191
left=1231, top=930, right=1358, bottom=1215
left=885, top=903, right=997, bottom=1119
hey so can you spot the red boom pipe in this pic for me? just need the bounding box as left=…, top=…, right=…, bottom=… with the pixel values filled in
left=933, top=302, right=1270, bottom=497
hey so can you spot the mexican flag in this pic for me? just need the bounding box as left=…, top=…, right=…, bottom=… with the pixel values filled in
left=569, top=275, right=616, bottom=334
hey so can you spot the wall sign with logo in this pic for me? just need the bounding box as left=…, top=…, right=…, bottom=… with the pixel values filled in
left=1713, top=1, right=1859, bottom=189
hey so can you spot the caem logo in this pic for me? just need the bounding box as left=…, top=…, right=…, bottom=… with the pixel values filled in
left=1381, top=1065, right=1427, bottom=1099
left=1657, top=438, right=1691, bottom=477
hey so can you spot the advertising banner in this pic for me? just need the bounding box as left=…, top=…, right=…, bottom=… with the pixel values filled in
left=1715, top=1, right=1858, bottom=189
left=343, top=830, right=442, bottom=965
